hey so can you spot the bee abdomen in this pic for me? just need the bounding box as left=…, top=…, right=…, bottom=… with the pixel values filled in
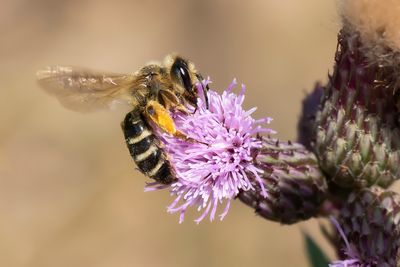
left=122, top=112, right=174, bottom=184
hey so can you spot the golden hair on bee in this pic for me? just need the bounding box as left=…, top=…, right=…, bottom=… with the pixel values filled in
left=37, top=54, right=210, bottom=184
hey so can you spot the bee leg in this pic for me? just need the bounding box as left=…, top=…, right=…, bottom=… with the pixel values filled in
left=174, top=104, right=191, bottom=115
left=145, top=100, right=177, bottom=135
left=145, top=100, right=207, bottom=145
left=159, top=89, right=180, bottom=110
left=170, top=129, right=208, bottom=146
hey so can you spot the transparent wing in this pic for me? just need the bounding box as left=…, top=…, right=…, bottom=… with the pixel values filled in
left=37, top=66, right=140, bottom=112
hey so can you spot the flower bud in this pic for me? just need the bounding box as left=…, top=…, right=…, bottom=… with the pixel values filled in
left=313, top=29, right=400, bottom=188
left=331, top=187, right=400, bottom=267
left=238, top=138, right=328, bottom=224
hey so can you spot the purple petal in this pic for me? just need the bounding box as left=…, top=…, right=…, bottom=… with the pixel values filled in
left=152, top=79, right=275, bottom=223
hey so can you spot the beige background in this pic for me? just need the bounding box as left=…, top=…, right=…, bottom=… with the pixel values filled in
left=0, top=0, right=345, bottom=266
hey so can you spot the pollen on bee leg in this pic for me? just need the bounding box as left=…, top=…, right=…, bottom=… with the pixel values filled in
left=145, top=100, right=177, bottom=135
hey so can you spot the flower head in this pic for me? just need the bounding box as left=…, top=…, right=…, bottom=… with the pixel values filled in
left=340, top=0, right=400, bottom=65
left=150, top=78, right=275, bottom=223
left=329, top=188, right=400, bottom=267
left=329, top=259, right=365, bottom=267
left=329, top=216, right=368, bottom=267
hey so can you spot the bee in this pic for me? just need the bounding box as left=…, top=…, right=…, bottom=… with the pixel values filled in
left=37, top=54, right=209, bottom=184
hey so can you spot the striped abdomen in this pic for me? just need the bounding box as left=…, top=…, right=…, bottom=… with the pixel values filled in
left=122, top=111, right=174, bottom=184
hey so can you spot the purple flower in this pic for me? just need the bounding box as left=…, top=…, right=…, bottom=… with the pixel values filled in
left=329, top=259, right=364, bottom=267
left=329, top=217, right=372, bottom=267
left=148, top=78, right=275, bottom=223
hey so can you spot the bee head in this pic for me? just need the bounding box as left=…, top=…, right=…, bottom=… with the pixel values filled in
left=170, top=56, right=209, bottom=109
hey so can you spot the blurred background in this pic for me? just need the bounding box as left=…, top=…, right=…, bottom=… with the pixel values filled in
left=0, top=0, right=345, bottom=266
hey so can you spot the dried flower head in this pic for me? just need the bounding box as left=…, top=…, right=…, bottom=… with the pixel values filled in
left=340, top=0, right=400, bottom=66
left=149, top=78, right=275, bottom=223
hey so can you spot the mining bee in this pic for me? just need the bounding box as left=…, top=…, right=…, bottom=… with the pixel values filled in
left=37, top=54, right=209, bottom=184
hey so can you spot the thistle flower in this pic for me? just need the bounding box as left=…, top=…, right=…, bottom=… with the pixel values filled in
left=297, top=83, right=323, bottom=150
left=146, top=78, right=329, bottom=224
left=329, top=187, right=400, bottom=267
left=313, top=27, right=400, bottom=188
left=329, top=259, right=364, bottom=267
left=151, top=78, right=275, bottom=223
left=238, top=138, right=327, bottom=224
left=329, top=216, right=367, bottom=267
left=340, top=0, right=400, bottom=67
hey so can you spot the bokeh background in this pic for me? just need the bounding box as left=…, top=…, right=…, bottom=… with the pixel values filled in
left=0, top=0, right=346, bottom=266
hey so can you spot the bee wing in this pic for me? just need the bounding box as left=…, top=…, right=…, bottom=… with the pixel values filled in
left=37, top=66, right=142, bottom=112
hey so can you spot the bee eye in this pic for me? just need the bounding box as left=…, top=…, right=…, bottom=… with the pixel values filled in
left=171, top=58, right=193, bottom=92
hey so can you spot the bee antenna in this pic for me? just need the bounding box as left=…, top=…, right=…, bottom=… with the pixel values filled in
left=196, top=73, right=210, bottom=109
